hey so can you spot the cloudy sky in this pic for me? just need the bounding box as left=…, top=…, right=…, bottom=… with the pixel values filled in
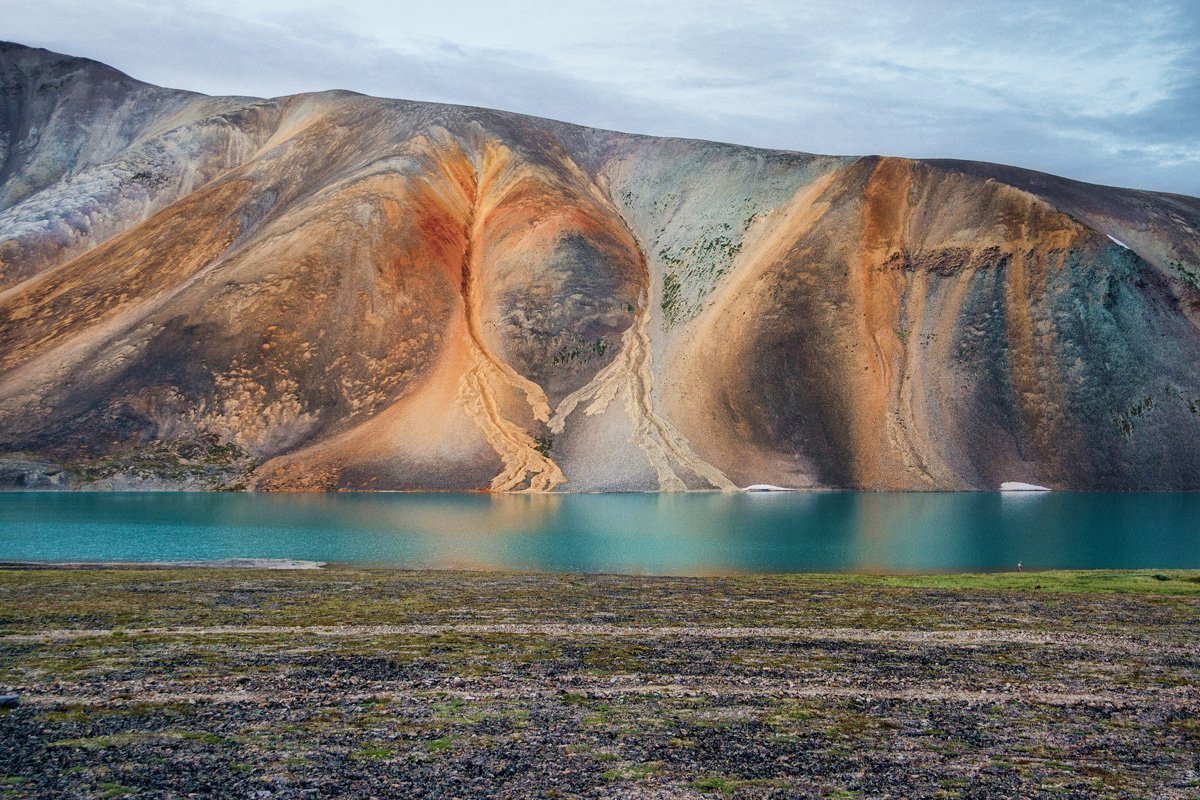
left=6, top=0, right=1200, bottom=195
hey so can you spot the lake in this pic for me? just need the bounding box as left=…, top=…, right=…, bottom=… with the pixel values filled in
left=0, top=491, right=1197, bottom=574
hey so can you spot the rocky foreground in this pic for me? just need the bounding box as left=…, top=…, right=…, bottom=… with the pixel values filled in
left=0, top=568, right=1198, bottom=798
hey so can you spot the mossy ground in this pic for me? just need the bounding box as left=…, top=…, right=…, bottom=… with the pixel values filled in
left=1, top=568, right=1197, bottom=798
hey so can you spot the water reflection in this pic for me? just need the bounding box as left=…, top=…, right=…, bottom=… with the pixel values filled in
left=0, top=491, right=1196, bottom=573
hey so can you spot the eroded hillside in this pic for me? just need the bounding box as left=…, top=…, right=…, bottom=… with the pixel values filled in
left=2, top=42, right=1199, bottom=491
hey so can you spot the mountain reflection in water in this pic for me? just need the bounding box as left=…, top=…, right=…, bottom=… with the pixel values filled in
left=0, top=491, right=1196, bottom=573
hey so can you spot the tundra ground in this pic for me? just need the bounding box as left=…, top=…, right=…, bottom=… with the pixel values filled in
left=1, top=568, right=1198, bottom=798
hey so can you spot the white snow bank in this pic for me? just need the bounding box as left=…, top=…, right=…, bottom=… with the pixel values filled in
left=742, top=484, right=796, bottom=492
left=1107, top=234, right=1130, bottom=249
left=999, top=482, right=1051, bottom=492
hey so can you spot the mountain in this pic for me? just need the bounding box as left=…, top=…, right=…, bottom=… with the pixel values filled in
left=2, top=42, right=1199, bottom=492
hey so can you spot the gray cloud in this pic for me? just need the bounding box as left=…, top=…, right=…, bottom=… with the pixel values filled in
left=4, top=0, right=1199, bottom=194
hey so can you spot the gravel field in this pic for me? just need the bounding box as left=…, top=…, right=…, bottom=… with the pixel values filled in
left=1, top=568, right=1198, bottom=798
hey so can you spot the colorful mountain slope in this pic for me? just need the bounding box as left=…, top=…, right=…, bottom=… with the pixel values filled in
left=2, top=42, right=1199, bottom=491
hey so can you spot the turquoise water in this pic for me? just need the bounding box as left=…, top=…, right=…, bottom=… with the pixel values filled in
left=0, top=491, right=1196, bottom=574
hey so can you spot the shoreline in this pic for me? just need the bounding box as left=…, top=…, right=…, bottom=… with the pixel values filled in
left=0, top=559, right=328, bottom=570
left=2, top=562, right=1200, bottom=588
left=4, top=564, right=1200, bottom=604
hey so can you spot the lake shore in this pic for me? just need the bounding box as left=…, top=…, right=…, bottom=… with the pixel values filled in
left=2, top=568, right=1198, bottom=798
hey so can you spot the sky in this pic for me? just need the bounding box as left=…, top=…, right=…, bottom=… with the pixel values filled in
left=5, top=0, right=1200, bottom=195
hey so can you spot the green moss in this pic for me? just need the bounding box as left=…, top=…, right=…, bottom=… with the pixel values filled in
left=352, top=744, right=394, bottom=760
left=693, top=776, right=738, bottom=794
left=550, top=336, right=612, bottom=367
left=869, top=569, right=1200, bottom=595
left=36, top=706, right=92, bottom=724
left=656, top=226, right=748, bottom=326
left=660, top=271, right=682, bottom=322
left=1170, top=260, right=1200, bottom=294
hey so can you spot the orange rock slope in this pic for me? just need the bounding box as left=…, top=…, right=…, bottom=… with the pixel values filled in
left=2, top=42, right=1199, bottom=491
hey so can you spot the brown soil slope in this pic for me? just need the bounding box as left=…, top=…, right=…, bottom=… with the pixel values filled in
left=2, top=42, right=1199, bottom=491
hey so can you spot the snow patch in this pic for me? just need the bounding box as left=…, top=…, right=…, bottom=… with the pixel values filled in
left=743, top=484, right=796, bottom=492
left=1107, top=234, right=1130, bottom=249
left=999, top=482, right=1051, bottom=492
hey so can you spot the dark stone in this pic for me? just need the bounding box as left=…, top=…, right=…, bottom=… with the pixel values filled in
left=0, top=459, right=68, bottom=490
